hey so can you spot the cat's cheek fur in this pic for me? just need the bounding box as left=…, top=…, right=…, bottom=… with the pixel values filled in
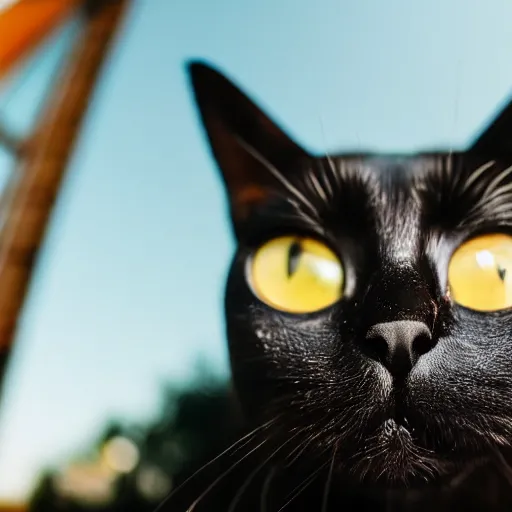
left=225, top=260, right=436, bottom=482
left=224, top=252, right=512, bottom=486
left=225, top=299, right=444, bottom=484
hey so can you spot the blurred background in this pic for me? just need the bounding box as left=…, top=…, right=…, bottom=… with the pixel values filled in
left=0, top=0, right=512, bottom=510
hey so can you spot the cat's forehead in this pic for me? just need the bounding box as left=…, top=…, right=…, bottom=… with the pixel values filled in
left=328, top=151, right=512, bottom=198
left=327, top=154, right=430, bottom=261
left=300, top=151, right=512, bottom=261
left=331, top=152, right=455, bottom=181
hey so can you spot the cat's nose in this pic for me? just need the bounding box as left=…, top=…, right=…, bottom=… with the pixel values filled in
left=364, top=320, right=433, bottom=377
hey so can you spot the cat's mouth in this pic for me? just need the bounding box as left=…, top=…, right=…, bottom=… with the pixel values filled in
left=364, top=385, right=483, bottom=486
left=387, top=383, right=416, bottom=433
left=382, top=417, right=412, bottom=436
left=379, top=418, right=416, bottom=452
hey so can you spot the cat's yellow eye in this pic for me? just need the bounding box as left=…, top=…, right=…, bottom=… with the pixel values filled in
left=249, top=236, right=344, bottom=313
left=448, top=233, right=512, bottom=311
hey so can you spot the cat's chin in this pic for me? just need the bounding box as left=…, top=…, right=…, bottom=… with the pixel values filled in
left=346, top=417, right=467, bottom=488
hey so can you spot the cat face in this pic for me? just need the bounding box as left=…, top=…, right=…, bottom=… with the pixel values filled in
left=188, top=61, right=512, bottom=487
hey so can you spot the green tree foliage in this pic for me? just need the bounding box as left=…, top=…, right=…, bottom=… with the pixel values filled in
left=28, top=378, right=240, bottom=512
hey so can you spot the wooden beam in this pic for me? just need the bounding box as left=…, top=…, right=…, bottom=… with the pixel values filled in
left=0, top=0, right=83, bottom=80
left=0, top=0, right=131, bottom=377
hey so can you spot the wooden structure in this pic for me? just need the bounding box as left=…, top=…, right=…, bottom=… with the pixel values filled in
left=0, top=0, right=132, bottom=507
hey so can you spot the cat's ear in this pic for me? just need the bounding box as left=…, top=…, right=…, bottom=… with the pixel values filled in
left=468, top=96, right=512, bottom=155
left=187, top=60, right=309, bottom=225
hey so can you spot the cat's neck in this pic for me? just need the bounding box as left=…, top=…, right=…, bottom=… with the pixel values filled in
left=327, top=465, right=512, bottom=512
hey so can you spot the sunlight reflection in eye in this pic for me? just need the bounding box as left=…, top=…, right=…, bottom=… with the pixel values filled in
left=309, top=258, right=341, bottom=281
left=475, top=250, right=495, bottom=269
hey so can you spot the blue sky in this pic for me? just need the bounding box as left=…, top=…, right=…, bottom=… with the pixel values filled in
left=0, top=0, right=512, bottom=502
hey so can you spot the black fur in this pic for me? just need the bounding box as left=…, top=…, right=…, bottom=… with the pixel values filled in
left=172, top=60, right=512, bottom=511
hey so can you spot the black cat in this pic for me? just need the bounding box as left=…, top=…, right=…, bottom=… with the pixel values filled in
left=166, top=61, right=512, bottom=511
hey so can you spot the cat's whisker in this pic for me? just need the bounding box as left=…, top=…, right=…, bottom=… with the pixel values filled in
left=264, top=188, right=322, bottom=229
left=446, top=151, right=454, bottom=183
left=272, top=209, right=320, bottom=230
left=186, top=439, right=269, bottom=511
left=277, top=460, right=329, bottom=511
left=306, top=169, right=328, bottom=203
left=482, top=164, right=512, bottom=199
left=323, top=156, right=337, bottom=190
left=464, top=192, right=512, bottom=224
left=285, top=422, right=334, bottom=468
left=462, top=160, right=495, bottom=192
left=491, top=447, right=512, bottom=488
left=313, top=114, right=340, bottom=206
left=324, top=155, right=337, bottom=180
left=330, top=152, right=346, bottom=192
left=227, top=430, right=303, bottom=512
left=283, top=426, right=314, bottom=467
left=235, top=135, right=320, bottom=220
left=260, top=466, right=278, bottom=512
left=318, top=160, right=336, bottom=202
left=481, top=193, right=512, bottom=213
left=483, top=413, right=512, bottom=434
left=462, top=168, right=512, bottom=224
left=153, top=418, right=277, bottom=511
left=485, top=182, right=512, bottom=202
left=321, top=441, right=338, bottom=512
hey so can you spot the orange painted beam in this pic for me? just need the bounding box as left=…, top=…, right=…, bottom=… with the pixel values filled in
left=0, top=0, right=83, bottom=80
left=0, top=504, right=25, bottom=512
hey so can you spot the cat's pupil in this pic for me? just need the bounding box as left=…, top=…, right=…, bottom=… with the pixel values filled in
left=287, top=240, right=302, bottom=278
left=498, top=265, right=507, bottom=282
